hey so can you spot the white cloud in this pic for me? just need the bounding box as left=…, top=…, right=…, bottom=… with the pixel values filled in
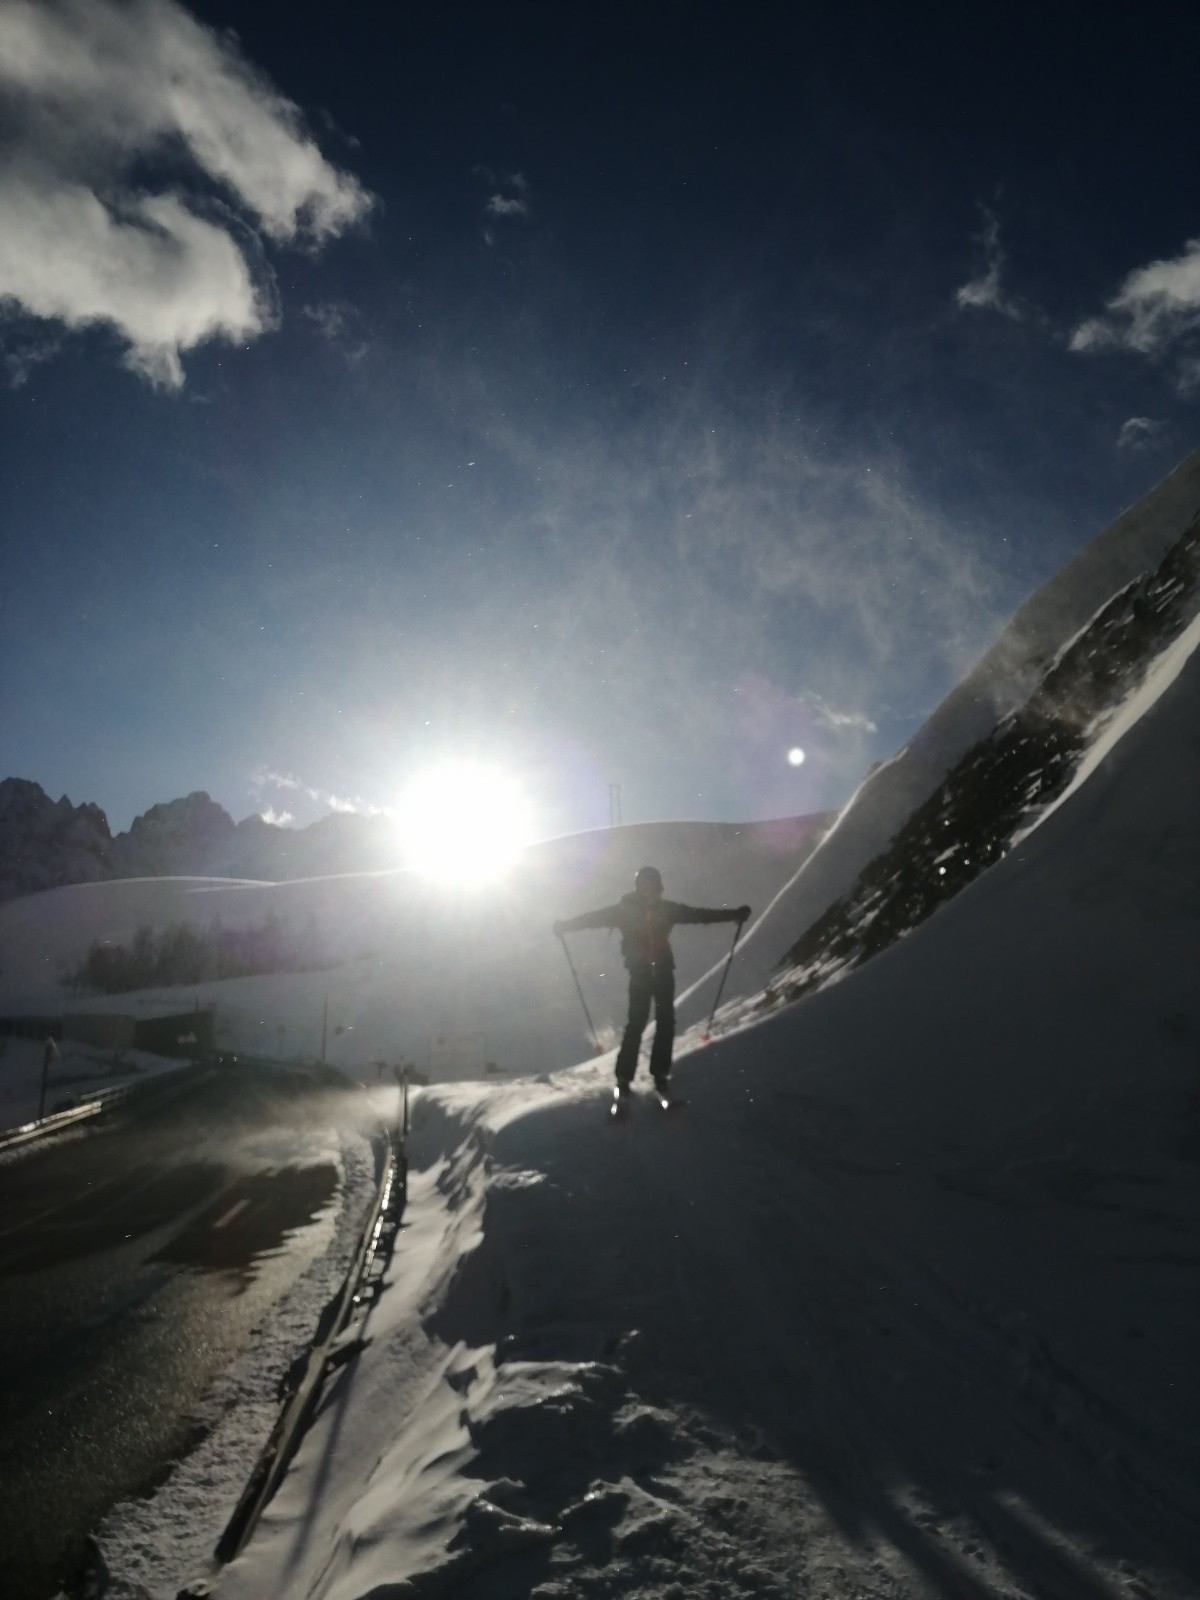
left=325, top=792, right=369, bottom=815
left=485, top=194, right=529, bottom=218
left=1116, top=416, right=1165, bottom=452
left=0, top=178, right=265, bottom=386
left=0, top=0, right=372, bottom=386
left=259, top=805, right=294, bottom=826
left=1070, top=237, right=1200, bottom=386
left=483, top=171, right=531, bottom=221
left=955, top=207, right=1023, bottom=321
left=254, top=768, right=387, bottom=818
left=802, top=692, right=878, bottom=734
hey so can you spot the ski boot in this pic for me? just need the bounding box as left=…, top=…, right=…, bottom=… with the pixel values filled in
left=610, top=1081, right=632, bottom=1121
left=652, top=1075, right=685, bottom=1112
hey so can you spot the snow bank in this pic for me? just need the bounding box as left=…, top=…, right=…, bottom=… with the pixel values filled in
left=0, top=1035, right=193, bottom=1134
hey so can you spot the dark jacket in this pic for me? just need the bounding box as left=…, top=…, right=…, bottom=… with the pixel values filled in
left=558, top=892, right=741, bottom=970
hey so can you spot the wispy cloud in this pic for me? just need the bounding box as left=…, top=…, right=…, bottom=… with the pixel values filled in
left=1070, top=236, right=1200, bottom=390
left=254, top=768, right=388, bottom=818
left=0, top=0, right=372, bottom=387
left=303, top=299, right=369, bottom=364
left=801, top=692, right=878, bottom=734
left=1116, top=415, right=1166, bottom=452
left=954, top=206, right=1024, bottom=321
left=485, top=194, right=530, bottom=219
left=0, top=319, right=63, bottom=388
left=398, top=353, right=1017, bottom=816
left=259, top=804, right=295, bottom=826
left=479, top=170, right=531, bottom=242
left=723, top=674, right=881, bottom=813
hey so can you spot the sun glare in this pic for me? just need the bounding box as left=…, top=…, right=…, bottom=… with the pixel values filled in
left=397, top=761, right=534, bottom=886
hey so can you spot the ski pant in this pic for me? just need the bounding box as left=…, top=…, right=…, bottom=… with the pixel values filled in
left=615, top=959, right=675, bottom=1086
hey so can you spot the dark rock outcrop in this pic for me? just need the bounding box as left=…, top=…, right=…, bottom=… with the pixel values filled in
left=0, top=778, right=114, bottom=900
left=0, top=781, right=405, bottom=902
left=775, top=514, right=1200, bottom=1001
left=111, top=790, right=237, bottom=879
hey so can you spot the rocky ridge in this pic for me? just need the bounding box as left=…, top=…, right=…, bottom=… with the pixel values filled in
left=773, top=511, right=1200, bottom=1000
left=0, top=782, right=398, bottom=903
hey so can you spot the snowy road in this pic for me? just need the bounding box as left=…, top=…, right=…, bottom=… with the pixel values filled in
left=0, top=1061, right=376, bottom=1600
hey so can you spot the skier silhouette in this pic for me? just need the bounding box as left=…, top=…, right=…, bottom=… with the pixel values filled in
left=553, top=866, right=749, bottom=1100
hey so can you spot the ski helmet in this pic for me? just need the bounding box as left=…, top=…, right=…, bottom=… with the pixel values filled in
left=635, top=865, right=663, bottom=893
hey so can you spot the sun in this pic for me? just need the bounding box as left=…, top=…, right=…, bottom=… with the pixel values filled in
left=396, top=760, right=534, bottom=886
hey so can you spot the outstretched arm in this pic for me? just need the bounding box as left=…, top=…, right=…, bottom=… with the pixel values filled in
left=552, top=903, right=622, bottom=937
left=670, top=901, right=751, bottom=926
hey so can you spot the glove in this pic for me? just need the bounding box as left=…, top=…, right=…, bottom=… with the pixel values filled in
left=735, top=905, right=751, bottom=924
left=552, top=920, right=566, bottom=937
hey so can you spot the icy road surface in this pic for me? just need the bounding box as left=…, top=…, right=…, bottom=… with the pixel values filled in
left=0, top=1061, right=377, bottom=1600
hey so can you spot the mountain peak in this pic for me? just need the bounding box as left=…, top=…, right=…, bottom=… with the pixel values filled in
left=0, top=778, right=114, bottom=901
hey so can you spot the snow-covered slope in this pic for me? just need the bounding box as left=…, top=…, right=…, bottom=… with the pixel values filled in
left=677, top=442, right=1200, bottom=1024
left=0, top=815, right=828, bottom=1087
left=762, top=512, right=1200, bottom=1007
left=197, top=521, right=1200, bottom=1600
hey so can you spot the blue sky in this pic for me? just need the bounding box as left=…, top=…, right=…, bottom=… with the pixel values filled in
left=2, top=0, right=1198, bottom=837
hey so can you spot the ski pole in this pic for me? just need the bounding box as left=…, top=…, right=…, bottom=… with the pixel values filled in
left=557, top=932, right=603, bottom=1055
left=701, top=919, right=744, bottom=1041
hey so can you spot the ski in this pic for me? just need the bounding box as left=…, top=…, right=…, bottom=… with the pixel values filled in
left=651, top=1077, right=685, bottom=1113
left=609, top=1084, right=685, bottom=1119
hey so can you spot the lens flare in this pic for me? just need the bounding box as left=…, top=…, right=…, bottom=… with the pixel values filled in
left=397, top=761, right=533, bottom=886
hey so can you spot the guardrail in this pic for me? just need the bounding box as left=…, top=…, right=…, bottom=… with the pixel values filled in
left=212, top=1072, right=410, bottom=1568
left=0, top=1062, right=215, bottom=1155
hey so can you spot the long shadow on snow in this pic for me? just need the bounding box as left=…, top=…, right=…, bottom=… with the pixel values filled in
left=419, top=1082, right=1199, bottom=1600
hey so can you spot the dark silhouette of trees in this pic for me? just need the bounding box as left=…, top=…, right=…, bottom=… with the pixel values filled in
left=74, top=912, right=333, bottom=995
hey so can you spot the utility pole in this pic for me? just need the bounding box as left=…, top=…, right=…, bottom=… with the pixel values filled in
left=608, top=783, right=622, bottom=829
left=37, top=1035, right=58, bottom=1121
